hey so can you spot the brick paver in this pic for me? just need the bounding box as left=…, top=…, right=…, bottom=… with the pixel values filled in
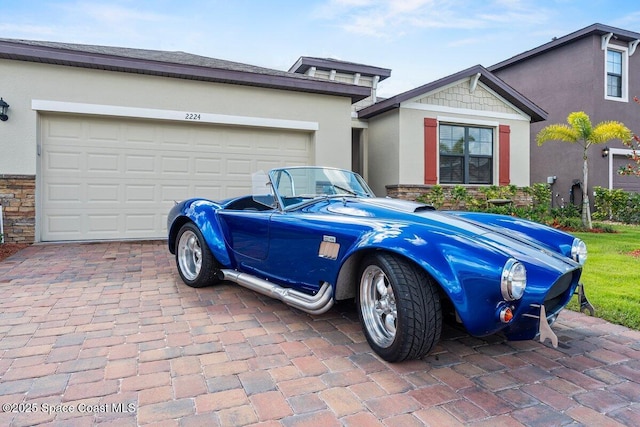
left=1, top=241, right=639, bottom=426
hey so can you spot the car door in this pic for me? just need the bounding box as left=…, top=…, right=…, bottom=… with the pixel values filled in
left=217, top=209, right=271, bottom=265
left=263, top=207, right=362, bottom=295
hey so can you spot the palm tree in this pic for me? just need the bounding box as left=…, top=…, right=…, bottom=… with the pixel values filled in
left=536, top=111, right=632, bottom=229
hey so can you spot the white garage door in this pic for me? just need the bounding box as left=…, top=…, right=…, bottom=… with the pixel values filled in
left=40, top=114, right=312, bottom=241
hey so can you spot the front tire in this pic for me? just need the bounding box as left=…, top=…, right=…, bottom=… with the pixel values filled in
left=175, top=222, right=220, bottom=288
left=358, top=253, right=442, bottom=362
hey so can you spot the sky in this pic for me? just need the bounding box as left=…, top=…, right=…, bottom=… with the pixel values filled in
left=3, top=0, right=640, bottom=98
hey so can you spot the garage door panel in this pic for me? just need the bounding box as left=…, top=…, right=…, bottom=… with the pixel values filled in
left=86, top=122, right=120, bottom=143
left=194, top=158, right=222, bottom=176
left=47, top=151, right=82, bottom=171
left=162, top=127, right=193, bottom=147
left=162, top=157, right=191, bottom=174
left=87, top=184, right=120, bottom=202
left=47, top=183, right=83, bottom=202
left=41, top=114, right=312, bottom=241
left=46, top=117, right=83, bottom=140
left=87, top=215, right=120, bottom=233
left=126, top=185, right=156, bottom=202
left=46, top=214, right=83, bottom=234
left=162, top=185, right=191, bottom=202
left=125, top=214, right=157, bottom=232
left=192, top=185, right=223, bottom=200
left=125, top=155, right=156, bottom=173
left=124, top=123, right=157, bottom=144
left=88, top=153, right=119, bottom=171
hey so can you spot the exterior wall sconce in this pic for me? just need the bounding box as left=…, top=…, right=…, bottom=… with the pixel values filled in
left=0, top=98, right=8, bottom=121
left=601, top=146, right=610, bottom=158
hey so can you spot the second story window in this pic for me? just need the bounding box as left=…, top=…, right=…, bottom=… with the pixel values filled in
left=607, top=49, right=623, bottom=98
left=605, top=46, right=628, bottom=102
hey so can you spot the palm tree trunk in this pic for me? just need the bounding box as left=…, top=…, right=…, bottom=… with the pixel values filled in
left=582, top=157, right=593, bottom=229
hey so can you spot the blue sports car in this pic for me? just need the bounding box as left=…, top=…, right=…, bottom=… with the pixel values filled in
left=167, top=166, right=593, bottom=362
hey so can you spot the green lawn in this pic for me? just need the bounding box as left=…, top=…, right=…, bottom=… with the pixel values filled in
left=568, top=224, right=640, bottom=330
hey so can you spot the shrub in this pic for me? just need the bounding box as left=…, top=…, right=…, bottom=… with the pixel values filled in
left=413, top=182, right=635, bottom=229
left=450, top=185, right=471, bottom=210
left=618, top=192, right=640, bottom=224
left=594, top=187, right=640, bottom=224
left=417, top=184, right=445, bottom=209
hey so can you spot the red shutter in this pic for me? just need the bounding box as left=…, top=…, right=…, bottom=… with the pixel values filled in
left=424, top=118, right=438, bottom=184
left=499, top=125, right=511, bottom=186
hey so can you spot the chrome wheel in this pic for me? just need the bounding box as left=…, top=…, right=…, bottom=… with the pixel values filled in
left=177, top=229, right=202, bottom=281
left=360, top=265, right=397, bottom=348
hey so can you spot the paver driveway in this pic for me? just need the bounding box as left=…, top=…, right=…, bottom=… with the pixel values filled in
left=0, top=241, right=639, bottom=426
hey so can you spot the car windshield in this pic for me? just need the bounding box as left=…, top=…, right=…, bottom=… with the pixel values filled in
left=269, top=167, right=374, bottom=209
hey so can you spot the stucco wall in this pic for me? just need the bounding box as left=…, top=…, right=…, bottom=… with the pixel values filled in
left=366, top=110, right=400, bottom=195
left=0, top=59, right=354, bottom=176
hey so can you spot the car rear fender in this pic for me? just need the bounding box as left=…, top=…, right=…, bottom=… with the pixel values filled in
left=167, top=199, right=233, bottom=267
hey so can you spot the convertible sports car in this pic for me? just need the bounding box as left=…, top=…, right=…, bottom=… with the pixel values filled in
left=167, top=166, right=593, bottom=362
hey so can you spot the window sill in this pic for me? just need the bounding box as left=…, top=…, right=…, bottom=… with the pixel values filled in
left=605, top=95, right=629, bottom=103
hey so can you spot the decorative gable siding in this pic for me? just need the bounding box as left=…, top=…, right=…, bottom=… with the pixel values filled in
left=415, top=81, right=520, bottom=115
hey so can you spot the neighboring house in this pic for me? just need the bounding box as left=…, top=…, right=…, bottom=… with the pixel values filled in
left=356, top=65, right=547, bottom=196
left=0, top=39, right=369, bottom=243
left=489, top=23, right=640, bottom=206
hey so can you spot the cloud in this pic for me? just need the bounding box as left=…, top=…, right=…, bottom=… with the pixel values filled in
left=0, top=23, right=59, bottom=40
left=314, top=0, right=551, bottom=39
left=8, top=1, right=184, bottom=49
left=60, top=1, right=169, bottom=25
left=610, top=10, right=640, bottom=28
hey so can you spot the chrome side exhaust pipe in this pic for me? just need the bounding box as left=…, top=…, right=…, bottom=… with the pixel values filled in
left=220, top=269, right=334, bottom=315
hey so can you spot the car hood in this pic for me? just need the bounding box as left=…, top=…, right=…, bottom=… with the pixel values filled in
left=323, top=197, right=494, bottom=238
left=318, top=197, right=579, bottom=272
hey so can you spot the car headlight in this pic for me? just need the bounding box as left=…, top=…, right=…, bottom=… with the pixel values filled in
left=571, top=238, right=588, bottom=265
left=501, top=259, right=527, bottom=301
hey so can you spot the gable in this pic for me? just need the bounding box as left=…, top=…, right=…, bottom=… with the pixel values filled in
left=358, top=65, right=546, bottom=122
left=409, top=80, right=523, bottom=117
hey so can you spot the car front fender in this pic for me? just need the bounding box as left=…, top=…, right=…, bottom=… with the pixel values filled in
left=335, top=223, right=510, bottom=336
left=167, top=199, right=233, bottom=267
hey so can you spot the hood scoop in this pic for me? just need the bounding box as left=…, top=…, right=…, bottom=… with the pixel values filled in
left=360, top=197, right=436, bottom=213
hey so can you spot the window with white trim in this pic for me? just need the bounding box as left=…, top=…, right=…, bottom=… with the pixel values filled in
left=605, top=46, right=628, bottom=102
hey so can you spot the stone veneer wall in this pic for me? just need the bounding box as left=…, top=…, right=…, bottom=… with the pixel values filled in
left=0, top=175, right=36, bottom=243
left=386, top=184, right=533, bottom=210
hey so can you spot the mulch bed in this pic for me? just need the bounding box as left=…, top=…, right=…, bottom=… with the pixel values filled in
left=0, top=243, right=30, bottom=262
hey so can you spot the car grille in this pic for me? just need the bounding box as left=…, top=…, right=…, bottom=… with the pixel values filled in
left=544, top=270, right=578, bottom=314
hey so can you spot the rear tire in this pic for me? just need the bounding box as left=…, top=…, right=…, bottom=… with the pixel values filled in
left=175, top=222, right=220, bottom=288
left=358, top=252, right=442, bottom=362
